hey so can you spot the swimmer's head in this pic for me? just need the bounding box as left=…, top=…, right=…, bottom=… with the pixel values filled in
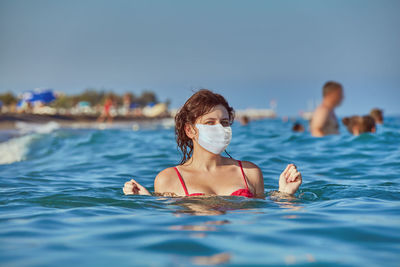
left=240, top=115, right=250, bottom=126
left=342, top=115, right=376, bottom=136
left=292, top=123, right=304, bottom=132
left=370, top=108, right=383, bottom=124
left=323, top=81, right=343, bottom=107
left=175, top=89, right=235, bottom=164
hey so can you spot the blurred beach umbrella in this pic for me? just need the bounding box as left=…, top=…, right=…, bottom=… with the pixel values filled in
left=76, top=101, right=92, bottom=114
left=20, top=89, right=56, bottom=104
left=77, top=101, right=90, bottom=107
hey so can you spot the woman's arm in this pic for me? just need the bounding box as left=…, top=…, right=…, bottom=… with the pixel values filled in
left=241, top=161, right=265, bottom=198
left=123, top=167, right=180, bottom=196
left=154, top=168, right=183, bottom=196
left=244, top=162, right=302, bottom=198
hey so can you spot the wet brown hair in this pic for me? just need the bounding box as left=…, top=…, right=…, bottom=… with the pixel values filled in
left=370, top=108, right=383, bottom=123
left=323, top=81, right=342, bottom=97
left=342, top=115, right=376, bottom=135
left=175, top=89, right=235, bottom=164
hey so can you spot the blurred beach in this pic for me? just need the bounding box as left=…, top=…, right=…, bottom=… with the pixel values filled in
left=0, top=89, right=278, bottom=131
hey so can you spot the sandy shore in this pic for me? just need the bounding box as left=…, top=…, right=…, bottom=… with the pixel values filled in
left=0, top=113, right=172, bottom=130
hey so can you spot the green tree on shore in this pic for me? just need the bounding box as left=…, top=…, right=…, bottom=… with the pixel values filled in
left=138, top=91, right=158, bottom=106
left=73, top=89, right=106, bottom=106
left=0, top=92, right=17, bottom=105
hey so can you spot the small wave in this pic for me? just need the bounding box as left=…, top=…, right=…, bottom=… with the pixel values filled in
left=0, top=135, right=35, bottom=165
left=0, top=122, right=61, bottom=165
left=15, top=121, right=60, bottom=135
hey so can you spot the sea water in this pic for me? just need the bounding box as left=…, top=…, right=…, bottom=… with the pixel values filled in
left=0, top=118, right=399, bottom=266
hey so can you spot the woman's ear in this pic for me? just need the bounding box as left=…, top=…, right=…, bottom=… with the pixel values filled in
left=185, top=123, right=197, bottom=139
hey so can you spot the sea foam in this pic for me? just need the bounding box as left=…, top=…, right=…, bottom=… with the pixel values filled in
left=0, top=121, right=60, bottom=165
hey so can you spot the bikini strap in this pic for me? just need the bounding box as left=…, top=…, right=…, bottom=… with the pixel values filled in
left=174, top=167, right=189, bottom=196
left=237, top=160, right=249, bottom=190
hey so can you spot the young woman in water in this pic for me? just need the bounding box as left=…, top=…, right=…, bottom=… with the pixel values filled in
left=342, top=115, right=376, bottom=136
left=123, top=89, right=302, bottom=198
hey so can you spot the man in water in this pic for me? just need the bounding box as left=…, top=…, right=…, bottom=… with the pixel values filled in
left=310, top=81, right=344, bottom=137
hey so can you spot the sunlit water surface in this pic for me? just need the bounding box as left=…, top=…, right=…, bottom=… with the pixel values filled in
left=1, top=118, right=399, bottom=266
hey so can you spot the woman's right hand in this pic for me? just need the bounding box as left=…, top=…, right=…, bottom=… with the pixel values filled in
left=123, top=178, right=151, bottom=195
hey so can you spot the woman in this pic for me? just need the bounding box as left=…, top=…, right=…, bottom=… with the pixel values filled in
left=97, top=96, right=114, bottom=123
left=342, top=115, right=376, bottom=136
left=123, top=89, right=302, bottom=198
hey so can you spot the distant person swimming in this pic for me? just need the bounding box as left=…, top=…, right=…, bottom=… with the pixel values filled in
left=292, top=123, right=304, bottom=133
left=370, top=108, right=383, bottom=125
left=310, top=81, right=344, bottom=137
left=123, top=89, right=302, bottom=198
left=240, top=115, right=250, bottom=126
left=342, top=115, right=376, bottom=136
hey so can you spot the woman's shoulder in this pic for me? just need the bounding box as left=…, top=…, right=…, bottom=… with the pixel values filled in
left=236, top=160, right=263, bottom=181
left=223, top=157, right=260, bottom=171
left=239, top=160, right=260, bottom=169
left=155, top=167, right=177, bottom=183
left=154, top=167, right=180, bottom=193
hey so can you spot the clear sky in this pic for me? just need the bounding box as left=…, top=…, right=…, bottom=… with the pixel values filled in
left=0, top=0, right=399, bottom=116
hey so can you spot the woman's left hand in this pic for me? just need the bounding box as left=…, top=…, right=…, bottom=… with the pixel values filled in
left=279, top=164, right=302, bottom=195
left=123, top=178, right=151, bottom=195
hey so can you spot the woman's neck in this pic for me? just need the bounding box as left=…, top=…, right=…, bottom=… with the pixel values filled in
left=185, top=144, right=223, bottom=171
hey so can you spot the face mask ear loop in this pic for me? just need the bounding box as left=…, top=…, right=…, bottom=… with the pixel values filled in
left=224, top=150, right=233, bottom=159
left=191, top=123, right=199, bottom=141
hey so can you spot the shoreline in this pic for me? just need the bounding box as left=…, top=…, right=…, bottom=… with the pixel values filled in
left=0, top=113, right=172, bottom=130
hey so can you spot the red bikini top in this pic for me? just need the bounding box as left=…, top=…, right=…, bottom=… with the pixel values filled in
left=173, top=160, right=254, bottom=198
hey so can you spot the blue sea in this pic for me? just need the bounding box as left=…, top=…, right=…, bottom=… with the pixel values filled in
left=1, top=118, right=399, bottom=266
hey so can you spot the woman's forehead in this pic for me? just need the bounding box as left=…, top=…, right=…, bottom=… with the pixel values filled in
left=202, top=105, right=229, bottom=118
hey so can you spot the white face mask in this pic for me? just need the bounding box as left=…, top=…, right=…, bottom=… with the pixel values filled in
left=195, top=124, right=232, bottom=155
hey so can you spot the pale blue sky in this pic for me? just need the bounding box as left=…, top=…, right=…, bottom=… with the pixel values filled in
left=0, top=0, right=399, bottom=116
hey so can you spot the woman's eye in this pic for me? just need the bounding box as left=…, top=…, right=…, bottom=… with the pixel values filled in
left=206, top=121, right=214, bottom=125
left=221, top=121, right=229, bottom=127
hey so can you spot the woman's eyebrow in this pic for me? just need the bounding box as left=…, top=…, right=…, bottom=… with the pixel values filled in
left=204, top=117, right=229, bottom=121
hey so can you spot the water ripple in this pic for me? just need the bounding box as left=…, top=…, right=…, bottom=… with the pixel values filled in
left=0, top=117, right=400, bottom=266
